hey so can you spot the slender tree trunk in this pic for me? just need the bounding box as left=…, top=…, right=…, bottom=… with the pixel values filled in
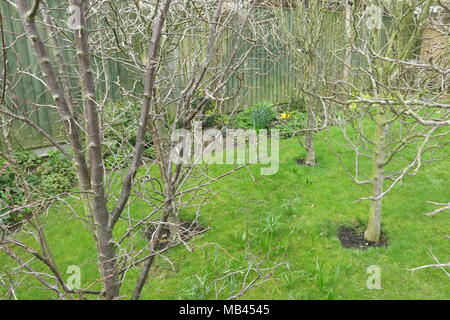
left=70, top=0, right=119, bottom=299
left=127, top=0, right=174, bottom=300
left=16, top=0, right=119, bottom=297
left=364, top=110, right=387, bottom=242
left=16, top=0, right=91, bottom=193
left=41, top=1, right=75, bottom=115
left=132, top=200, right=174, bottom=300
left=342, top=1, right=353, bottom=84
left=305, top=104, right=316, bottom=166
left=109, top=0, right=173, bottom=228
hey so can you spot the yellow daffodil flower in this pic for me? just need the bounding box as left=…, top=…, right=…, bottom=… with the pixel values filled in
left=281, top=112, right=291, bottom=119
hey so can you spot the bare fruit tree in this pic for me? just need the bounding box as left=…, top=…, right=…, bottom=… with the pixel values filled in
left=268, top=0, right=336, bottom=166
left=0, top=0, right=283, bottom=300
left=320, top=0, right=449, bottom=242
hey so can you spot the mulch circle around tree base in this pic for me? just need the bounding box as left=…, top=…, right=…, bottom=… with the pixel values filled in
left=295, top=158, right=316, bottom=166
left=6, top=221, right=24, bottom=233
left=144, top=220, right=208, bottom=251
left=338, top=226, right=388, bottom=250
left=4, top=212, right=34, bottom=234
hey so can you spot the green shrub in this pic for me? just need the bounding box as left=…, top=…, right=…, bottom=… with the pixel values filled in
left=201, top=111, right=231, bottom=129
left=231, top=108, right=254, bottom=129
left=0, top=162, right=25, bottom=225
left=0, top=150, right=76, bottom=226
left=251, top=102, right=276, bottom=130
left=232, top=102, right=276, bottom=130
left=191, top=95, right=232, bottom=129
left=14, top=150, right=42, bottom=168
left=274, top=110, right=307, bottom=138
left=36, top=150, right=76, bottom=194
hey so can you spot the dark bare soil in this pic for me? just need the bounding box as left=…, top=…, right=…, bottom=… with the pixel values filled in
left=338, top=226, right=388, bottom=250
left=5, top=212, right=33, bottom=233
left=6, top=221, right=24, bottom=233
left=144, top=220, right=208, bottom=250
left=295, top=158, right=316, bottom=166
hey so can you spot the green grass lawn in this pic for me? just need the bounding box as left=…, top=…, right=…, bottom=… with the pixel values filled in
left=1, top=125, right=449, bottom=300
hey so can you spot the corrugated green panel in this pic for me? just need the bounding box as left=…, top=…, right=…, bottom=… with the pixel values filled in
left=1, top=3, right=414, bottom=149
left=0, top=0, right=138, bottom=149
left=1, top=1, right=67, bottom=148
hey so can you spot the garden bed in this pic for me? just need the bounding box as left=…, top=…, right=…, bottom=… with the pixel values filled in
left=144, top=220, right=208, bottom=251
left=338, top=226, right=389, bottom=250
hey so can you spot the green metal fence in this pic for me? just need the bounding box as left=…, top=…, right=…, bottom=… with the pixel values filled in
left=0, top=3, right=411, bottom=149
left=0, top=0, right=138, bottom=149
